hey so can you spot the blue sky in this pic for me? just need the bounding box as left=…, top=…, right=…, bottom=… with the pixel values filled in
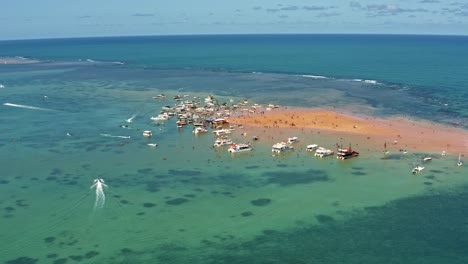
left=1, top=0, right=468, bottom=40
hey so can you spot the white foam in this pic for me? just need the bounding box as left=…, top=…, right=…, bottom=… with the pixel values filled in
left=100, top=133, right=131, bottom=139
left=301, top=75, right=328, bottom=79
left=0, top=84, right=5, bottom=89
left=3, top=102, right=55, bottom=111
left=363, top=79, right=379, bottom=85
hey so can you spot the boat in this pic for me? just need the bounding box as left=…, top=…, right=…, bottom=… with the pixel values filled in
left=272, top=142, right=294, bottom=153
left=423, top=157, right=432, bottom=162
left=213, top=137, right=233, bottom=147
left=213, top=129, right=232, bottom=137
left=458, top=153, right=463, bottom=167
left=152, top=94, right=166, bottom=99
left=287, top=137, right=298, bottom=144
left=337, top=147, right=359, bottom=160
left=228, top=143, right=253, bottom=153
left=193, top=127, right=208, bottom=134
left=314, top=147, right=334, bottom=158
left=150, top=113, right=169, bottom=121
left=142, top=130, right=152, bottom=137
left=147, top=143, right=158, bottom=147
left=306, top=144, right=318, bottom=152
left=412, top=165, right=425, bottom=174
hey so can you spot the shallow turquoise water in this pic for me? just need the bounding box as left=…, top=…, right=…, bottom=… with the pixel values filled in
left=0, top=35, right=467, bottom=263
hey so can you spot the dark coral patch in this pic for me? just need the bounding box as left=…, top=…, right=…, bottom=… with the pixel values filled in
left=264, top=169, right=331, bottom=186
left=166, top=198, right=189, bottom=205
left=53, top=258, right=67, bottom=264
left=44, top=236, right=56, bottom=243
left=143, top=202, right=156, bottom=208
left=5, top=257, right=38, bottom=264
left=168, top=169, right=202, bottom=176
left=251, top=198, right=271, bottom=206
left=84, top=251, right=99, bottom=259
left=241, top=211, right=254, bottom=217
left=0, top=179, right=9, bottom=184
left=315, top=214, right=335, bottom=224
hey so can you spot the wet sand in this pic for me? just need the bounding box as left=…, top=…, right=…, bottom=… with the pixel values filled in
left=228, top=107, right=468, bottom=155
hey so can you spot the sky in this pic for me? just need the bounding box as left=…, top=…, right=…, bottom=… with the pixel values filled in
left=1, top=0, right=468, bottom=40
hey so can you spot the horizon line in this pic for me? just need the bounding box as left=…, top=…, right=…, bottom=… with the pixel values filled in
left=1, top=32, right=468, bottom=42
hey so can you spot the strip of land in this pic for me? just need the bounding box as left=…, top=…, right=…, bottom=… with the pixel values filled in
left=227, top=107, right=467, bottom=155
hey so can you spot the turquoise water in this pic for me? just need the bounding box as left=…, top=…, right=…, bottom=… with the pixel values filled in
left=0, top=35, right=467, bottom=263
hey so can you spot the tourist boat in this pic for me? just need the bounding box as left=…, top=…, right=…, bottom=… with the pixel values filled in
left=306, top=144, right=318, bottom=152
left=412, top=165, right=425, bottom=174
left=228, top=143, right=253, bottom=153
left=287, top=137, right=298, bottom=144
left=458, top=153, right=463, bottom=167
left=213, top=129, right=232, bottom=137
left=142, top=130, right=152, bottom=137
left=314, top=147, right=334, bottom=158
left=272, top=142, right=294, bottom=153
left=214, top=137, right=233, bottom=147
left=337, top=147, right=359, bottom=160
left=193, top=127, right=208, bottom=134
left=150, top=113, right=169, bottom=121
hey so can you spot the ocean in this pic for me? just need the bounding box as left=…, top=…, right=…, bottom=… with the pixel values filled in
left=0, top=34, right=467, bottom=264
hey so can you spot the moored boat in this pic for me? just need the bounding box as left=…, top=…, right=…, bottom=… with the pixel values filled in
left=337, top=147, right=359, bottom=160
left=272, top=142, right=294, bottom=153
left=142, top=130, right=152, bottom=137
left=228, top=143, right=253, bottom=153
left=214, top=137, right=233, bottom=147
left=315, top=147, right=334, bottom=158
left=287, top=137, right=299, bottom=144
left=412, top=165, right=425, bottom=174
left=306, top=144, right=318, bottom=152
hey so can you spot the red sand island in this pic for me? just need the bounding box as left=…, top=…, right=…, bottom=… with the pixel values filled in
left=227, top=107, right=467, bottom=155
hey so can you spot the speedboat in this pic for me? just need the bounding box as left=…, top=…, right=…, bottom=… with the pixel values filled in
left=458, top=153, right=463, bottom=167
left=142, top=130, right=152, bottom=137
left=287, top=137, right=298, bottom=144
left=412, top=165, right=425, bottom=174
left=306, top=144, right=318, bottom=152
left=213, top=129, right=232, bottom=137
left=228, top=143, right=252, bottom=153
left=214, top=137, right=233, bottom=147
left=150, top=113, right=169, bottom=121
left=147, top=143, right=158, bottom=147
left=193, top=127, right=208, bottom=134
left=423, top=157, right=432, bottom=162
left=272, top=142, right=294, bottom=153
left=337, top=147, right=359, bottom=160
left=315, top=147, right=334, bottom=158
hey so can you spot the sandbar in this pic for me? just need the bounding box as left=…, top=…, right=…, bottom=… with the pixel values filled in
left=227, top=107, right=467, bottom=155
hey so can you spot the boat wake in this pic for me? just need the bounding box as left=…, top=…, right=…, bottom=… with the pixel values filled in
left=100, top=133, right=131, bottom=139
left=90, top=178, right=108, bottom=210
left=3, top=102, right=56, bottom=112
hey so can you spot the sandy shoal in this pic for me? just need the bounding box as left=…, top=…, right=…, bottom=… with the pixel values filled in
left=227, top=107, right=468, bottom=155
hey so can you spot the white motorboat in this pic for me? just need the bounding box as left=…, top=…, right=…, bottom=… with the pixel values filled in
left=193, top=127, right=208, bottom=134
left=458, top=153, right=463, bottom=167
left=147, top=143, right=158, bottom=147
left=213, top=129, right=232, bottom=137
left=306, top=144, right=318, bottom=152
left=214, top=137, right=233, bottom=147
left=272, top=142, right=294, bottom=153
left=287, top=137, right=298, bottom=144
left=228, top=143, right=252, bottom=153
left=314, top=147, right=334, bottom=158
left=423, top=157, right=432, bottom=162
left=150, top=113, right=169, bottom=121
left=412, top=165, right=425, bottom=174
left=142, top=130, right=152, bottom=137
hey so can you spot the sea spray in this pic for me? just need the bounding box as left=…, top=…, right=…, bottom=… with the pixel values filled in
left=90, top=178, right=108, bottom=210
